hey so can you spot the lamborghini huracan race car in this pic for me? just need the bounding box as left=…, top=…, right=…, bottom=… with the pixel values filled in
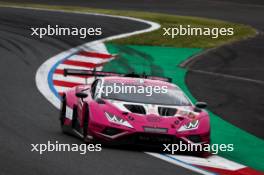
left=60, top=69, right=210, bottom=147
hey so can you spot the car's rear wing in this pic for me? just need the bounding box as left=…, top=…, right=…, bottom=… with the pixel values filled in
left=63, top=68, right=172, bottom=82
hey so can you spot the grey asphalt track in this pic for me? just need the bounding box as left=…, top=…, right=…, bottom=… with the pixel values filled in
left=0, top=7, right=198, bottom=175
left=12, top=0, right=264, bottom=138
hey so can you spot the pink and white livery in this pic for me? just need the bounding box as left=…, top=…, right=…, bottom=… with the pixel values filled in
left=60, top=69, right=210, bottom=150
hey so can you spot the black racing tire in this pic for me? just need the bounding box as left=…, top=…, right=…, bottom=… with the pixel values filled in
left=83, top=103, right=90, bottom=142
left=59, top=94, right=66, bottom=126
left=71, top=105, right=78, bottom=129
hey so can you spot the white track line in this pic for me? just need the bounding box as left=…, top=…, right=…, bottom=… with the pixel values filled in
left=53, top=74, right=87, bottom=84
left=169, top=154, right=245, bottom=170
left=54, top=86, right=71, bottom=93
left=190, top=69, right=264, bottom=85
left=147, top=153, right=216, bottom=175
left=56, top=64, right=93, bottom=70
left=67, top=55, right=110, bottom=64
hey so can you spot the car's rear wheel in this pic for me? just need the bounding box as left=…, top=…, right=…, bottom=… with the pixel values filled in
left=60, top=94, right=66, bottom=126
left=83, top=103, right=91, bottom=142
left=71, top=105, right=78, bottom=129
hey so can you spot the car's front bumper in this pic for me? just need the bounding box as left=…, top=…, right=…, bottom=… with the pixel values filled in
left=88, top=125, right=210, bottom=147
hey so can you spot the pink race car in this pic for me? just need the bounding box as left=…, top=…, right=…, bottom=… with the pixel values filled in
left=60, top=69, right=210, bottom=148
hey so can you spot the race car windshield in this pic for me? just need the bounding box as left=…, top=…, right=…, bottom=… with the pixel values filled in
left=100, top=82, right=191, bottom=106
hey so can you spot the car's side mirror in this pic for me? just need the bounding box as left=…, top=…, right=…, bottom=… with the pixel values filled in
left=194, top=102, right=207, bottom=112
left=76, top=92, right=88, bottom=99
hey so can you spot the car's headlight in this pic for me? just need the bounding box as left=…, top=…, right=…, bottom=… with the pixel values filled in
left=178, top=119, right=199, bottom=132
left=104, top=112, right=133, bottom=128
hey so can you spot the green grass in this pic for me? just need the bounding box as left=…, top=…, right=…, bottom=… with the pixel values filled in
left=0, top=2, right=256, bottom=48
